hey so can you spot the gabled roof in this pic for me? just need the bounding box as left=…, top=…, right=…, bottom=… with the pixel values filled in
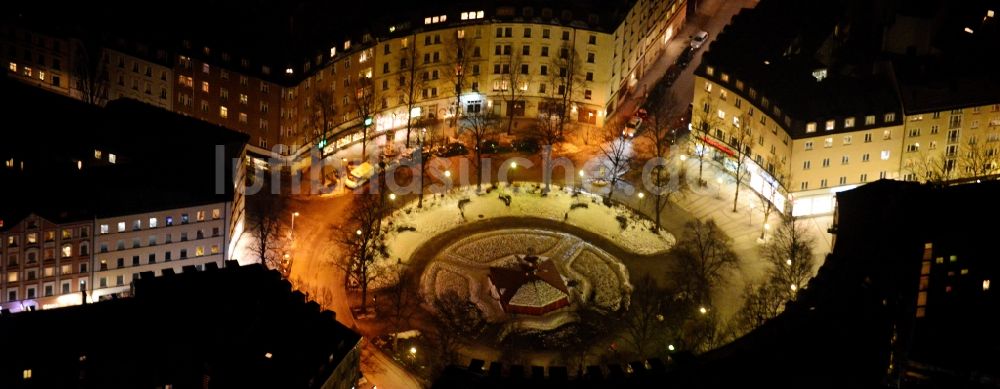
left=488, top=257, right=568, bottom=308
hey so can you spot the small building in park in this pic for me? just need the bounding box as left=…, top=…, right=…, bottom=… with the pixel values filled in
left=488, top=255, right=570, bottom=316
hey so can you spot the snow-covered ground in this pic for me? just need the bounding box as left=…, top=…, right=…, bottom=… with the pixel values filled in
left=385, top=184, right=676, bottom=268
left=418, top=228, right=633, bottom=324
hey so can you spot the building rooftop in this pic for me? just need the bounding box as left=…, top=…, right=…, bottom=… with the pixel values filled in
left=0, top=263, right=361, bottom=389
left=697, top=0, right=902, bottom=136
left=0, top=79, right=247, bottom=229
left=3, top=0, right=635, bottom=86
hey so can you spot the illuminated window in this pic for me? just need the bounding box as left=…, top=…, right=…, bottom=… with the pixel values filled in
left=22, top=369, right=31, bottom=380
left=825, top=120, right=835, bottom=130
left=881, top=150, right=890, bottom=160
left=117, top=222, right=125, bottom=232
left=845, top=117, right=855, bottom=128
left=149, top=218, right=158, bottom=229
left=197, top=211, right=206, bottom=221
left=239, top=113, right=248, bottom=124
left=211, top=244, right=220, bottom=254
left=212, top=209, right=221, bottom=219
left=27, top=233, right=37, bottom=244
left=717, top=109, right=725, bottom=119
left=61, top=245, right=72, bottom=258
left=8, top=272, right=17, bottom=282
left=985, top=280, right=991, bottom=291
left=196, top=246, right=205, bottom=256
left=824, top=137, right=833, bottom=148
left=108, top=153, right=116, bottom=164
left=24, top=66, right=32, bottom=77
left=865, top=115, right=876, bottom=125
left=100, top=224, right=109, bottom=234
left=219, top=106, right=228, bottom=118
left=8, top=62, right=15, bottom=72
left=806, top=122, right=817, bottom=133
left=39, top=71, right=45, bottom=81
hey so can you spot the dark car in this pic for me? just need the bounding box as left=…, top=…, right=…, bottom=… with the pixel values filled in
left=480, top=139, right=503, bottom=154
left=437, top=142, right=469, bottom=157
left=512, top=138, right=540, bottom=154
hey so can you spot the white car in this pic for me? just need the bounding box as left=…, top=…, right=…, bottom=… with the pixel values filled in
left=623, top=116, right=642, bottom=138
left=691, top=30, right=709, bottom=49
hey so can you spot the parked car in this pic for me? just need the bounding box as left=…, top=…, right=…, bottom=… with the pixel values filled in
left=677, top=47, right=694, bottom=67
left=481, top=139, right=506, bottom=154
left=437, top=142, right=469, bottom=157
left=690, top=30, right=709, bottom=49
left=344, top=162, right=375, bottom=189
left=513, top=137, right=540, bottom=154
left=623, top=116, right=643, bottom=138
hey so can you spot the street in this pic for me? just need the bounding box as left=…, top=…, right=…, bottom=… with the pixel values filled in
left=279, top=0, right=767, bottom=387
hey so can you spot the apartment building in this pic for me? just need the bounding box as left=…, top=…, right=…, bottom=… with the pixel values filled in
left=0, top=81, right=247, bottom=312
left=0, top=215, right=92, bottom=310
left=691, top=0, right=1000, bottom=217
left=105, top=38, right=174, bottom=111
left=3, top=0, right=686, bottom=163
left=2, top=25, right=76, bottom=99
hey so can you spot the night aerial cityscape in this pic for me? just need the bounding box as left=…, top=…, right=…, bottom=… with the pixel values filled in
left=1, top=0, right=998, bottom=387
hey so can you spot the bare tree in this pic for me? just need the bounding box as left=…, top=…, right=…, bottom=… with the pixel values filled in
left=960, top=138, right=1000, bottom=179
left=691, top=95, right=724, bottom=185
left=351, top=73, right=378, bottom=159
left=385, top=264, right=419, bottom=349
left=906, top=149, right=955, bottom=184
left=619, top=275, right=669, bottom=358
left=71, top=37, right=109, bottom=106
left=549, top=41, right=590, bottom=137
left=532, top=103, right=562, bottom=193
left=309, top=85, right=337, bottom=155
left=731, top=281, right=784, bottom=336
left=497, top=50, right=528, bottom=135
left=671, top=219, right=740, bottom=306
left=761, top=216, right=816, bottom=301
left=755, top=179, right=780, bottom=240
left=337, top=193, right=388, bottom=312
left=445, top=32, right=475, bottom=128
left=459, top=110, right=501, bottom=191
left=599, top=118, right=633, bottom=202
left=398, top=39, right=428, bottom=148
left=642, top=92, right=681, bottom=231
left=245, top=179, right=287, bottom=271
left=731, top=112, right=754, bottom=213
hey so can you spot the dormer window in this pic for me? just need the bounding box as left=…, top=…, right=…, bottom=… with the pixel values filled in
left=812, top=68, right=827, bottom=82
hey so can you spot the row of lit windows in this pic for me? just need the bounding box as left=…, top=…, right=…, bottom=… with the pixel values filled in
left=8, top=62, right=61, bottom=87
left=97, top=227, right=221, bottom=253
left=798, top=172, right=889, bottom=191
left=3, top=227, right=90, bottom=247
left=98, top=209, right=220, bottom=235
left=97, top=245, right=218, bottom=271
left=801, top=152, right=890, bottom=170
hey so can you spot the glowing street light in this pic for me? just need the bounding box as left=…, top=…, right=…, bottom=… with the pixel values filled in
left=444, top=170, right=452, bottom=178
left=679, top=155, right=688, bottom=162
left=699, top=306, right=708, bottom=315
left=668, top=344, right=675, bottom=351
left=786, top=259, right=793, bottom=266
left=637, top=192, right=645, bottom=199
left=510, top=161, right=517, bottom=169
left=389, top=193, right=397, bottom=201
left=790, top=284, right=798, bottom=292
left=579, top=170, right=585, bottom=177
left=409, top=347, right=417, bottom=355
left=356, top=229, right=362, bottom=236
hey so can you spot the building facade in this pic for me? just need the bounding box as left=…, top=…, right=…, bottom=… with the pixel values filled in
left=0, top=215, right=92, bottom=310
left=3, top=26, right=76, bottom=100
left=3, top=0, right=688, bottom=163
left=91, top=202, right=232, bottom=301
left=106, top=40, right=174, bottom=110
left=690, top=0, right=1000, bottom=217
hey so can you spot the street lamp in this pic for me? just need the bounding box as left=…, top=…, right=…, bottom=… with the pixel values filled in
left=698, top=306, right=708, bottom=315
left=409, top=347, right=417, bottom=355
left=389, top=193, right=397, bottom=201
left=290, top=212, right=300, bottom=242
left=637, top=192, right=645, bottom=199
left=356, top=229, right=362, bottom=236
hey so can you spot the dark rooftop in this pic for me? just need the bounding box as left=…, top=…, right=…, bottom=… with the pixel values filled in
left=0, top=78, right=247, bottom=228
left=0, top=263, right=361, bottom=389
left=3, top=0, right=636, bottom=86
left=698, top=0, right=1000, bottom=132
